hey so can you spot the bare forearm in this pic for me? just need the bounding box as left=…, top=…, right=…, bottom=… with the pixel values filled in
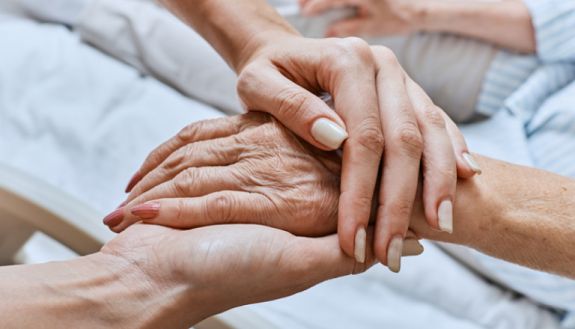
left=159, top=0, right=299, bottom=71
left=414, top=156, right=575, bottom=278
left=0, top=253, right=201, bottom=328
left=412, top=0, right=535, bottom=53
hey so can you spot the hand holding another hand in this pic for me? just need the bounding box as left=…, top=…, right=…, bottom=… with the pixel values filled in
left=231, top=36, right=479, bottom=270
left=107, top=113, right=341, bottom=236
left=103, top=223, right=375, bottom=327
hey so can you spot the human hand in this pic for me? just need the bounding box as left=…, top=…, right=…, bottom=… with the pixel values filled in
left=299, top=0, right=421, bottom=37
left=102, top=223, right=375, bottom=327
left=107, top=113, right=342, bottom=237
left=233, top=35, right=480, bottom=267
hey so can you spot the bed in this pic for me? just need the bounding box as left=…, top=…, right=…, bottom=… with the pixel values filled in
left=0, top=6, right=566, bottom=329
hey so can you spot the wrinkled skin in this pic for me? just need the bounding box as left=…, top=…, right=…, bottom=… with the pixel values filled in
left=110, top=113, right=341, bottom=236
left=102, top=223, right=372, bottom=327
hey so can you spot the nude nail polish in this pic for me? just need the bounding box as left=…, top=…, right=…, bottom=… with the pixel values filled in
left=463, top=152, right=482, bottom=175
left=438, top=200, right=453, bottom=233
left=402, top=239, right=424, bottom=256
left=311, top=118, right=348, bottom=150
left=103, top=208, right=124, bottom=227
left=125, top=171, right=142, bottom=193
left=387, top=236, right=403, bottom=273
left=354, top=227, right=367, bottom=264
left=131, top=202, right=161, bottom=220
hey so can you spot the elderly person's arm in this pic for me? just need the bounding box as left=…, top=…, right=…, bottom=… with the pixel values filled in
left=301, top=0, right=536, bottom=53
left=0, top=224, right=369, bottom=328
left=111, top=113, right=574, bottom=278
left=410, top=155, right=575, bottom=278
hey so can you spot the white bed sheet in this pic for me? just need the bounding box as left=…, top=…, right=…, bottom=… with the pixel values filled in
left=0, top=16, right=561, bottom=329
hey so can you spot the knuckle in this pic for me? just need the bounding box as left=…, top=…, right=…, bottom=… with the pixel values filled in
left=173, top=168, right=195, bottom=195
left=421, top=105, right=446, bottom=129
left=163, top=149, right=186, bottom=171
left=206, top=193, right=234, bottom=223
left=274, top=87, right=312, bottom=118
left=387, top=200, right=414, bottom=221
left=371, top=46, right=399, bottom=66
left=327, top=37, right=373, bottom=68
left=176, top=121, right=203, bottom=143
left=392, top=122, right=423, bottom=158
left=352, top=119, right=385, bottom=155
left=174, top=199, right=188, bottom=226
left=423, top=159, right=457, bottom=185
left=236, top=64, right=258, bottom=94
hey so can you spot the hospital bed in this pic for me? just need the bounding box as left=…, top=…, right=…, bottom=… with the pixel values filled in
left=0, top=3, right=569, bottom=328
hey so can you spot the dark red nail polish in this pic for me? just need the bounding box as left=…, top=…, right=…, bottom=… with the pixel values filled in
left=131, top=202, right=161, bottom=220
left=103, top=208, right=125, bottom=227
left=125, top=171, right=142, bottom=193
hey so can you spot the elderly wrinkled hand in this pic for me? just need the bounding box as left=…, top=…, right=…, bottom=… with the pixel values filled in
left=104, top=113, right=424, bottom=262
left=106, top=113, right=341, bottom=236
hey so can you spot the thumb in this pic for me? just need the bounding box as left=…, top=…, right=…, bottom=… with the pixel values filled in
left=237, top=64, right=348, bottom=151
left=296, top=229, right=376, bottom=284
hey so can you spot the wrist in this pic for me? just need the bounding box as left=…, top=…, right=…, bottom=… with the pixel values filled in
left=91, top=251, right=211, bottom=328
left=199, top=0, right=300, bottom=72
left=413, top=156, right=505, bottom=248
left=235, top=30, right=301, bottom=72
left=0, top=251, right=209, bottom=328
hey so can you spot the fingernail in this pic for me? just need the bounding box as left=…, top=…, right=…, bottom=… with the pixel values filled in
left=463, top=152, right=482, bottom=175
left=311, top=118, right=348, bottom=150
left=402, top=239, right=424, bottom=256
left=125, top=171, right=142, bottom=193
left=354, top=226, right=367, bottom=263
left=103, top=208, right=125, bottom=227
left=131, top=202, right=161, bottom=220
left=438, top=200, right=453, bottom=233
left=387, top=236, right=403, bottom=273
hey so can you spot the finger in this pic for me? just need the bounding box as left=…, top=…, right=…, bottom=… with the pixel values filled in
left=325, top=17, right=368, bottom=37
left=124, top=114, right=269, bottom=192
left=443, top=114, right=481, bottom=177
left=295, top=227, right=376, bottom=283
left=402, top=238, right=424, bottom=256
left=301, top=0, right=356, bottom=16
left=127, top=135, right=244, bottom=203
left=108, top=166, right=243, bottom=232
left=406, top=78, right=457, bottom=234
left=326, top=39, right=382, bottom=265
left=125, top=192, right=275, bottom=230
left=238, top=63, right=348, bottom=151
left=372, top=47, right=421, bottom=272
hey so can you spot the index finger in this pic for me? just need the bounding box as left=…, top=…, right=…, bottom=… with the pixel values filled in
left=124, top=114, right=269, bottom=192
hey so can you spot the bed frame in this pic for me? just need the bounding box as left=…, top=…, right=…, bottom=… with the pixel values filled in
left=0, top=163, right=276, bottom=329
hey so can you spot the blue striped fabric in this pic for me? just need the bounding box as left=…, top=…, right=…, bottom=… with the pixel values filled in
left=470, top=1, right=575, bottom=327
